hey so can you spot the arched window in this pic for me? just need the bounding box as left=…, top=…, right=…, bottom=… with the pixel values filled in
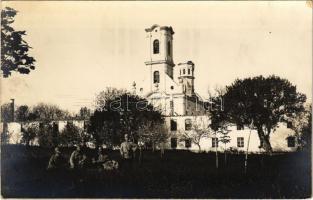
left=153, top=71, right=160, bottom=83
left=167, top=41, right=171, bottom=56
left=153, top=40, right=159, bottom=54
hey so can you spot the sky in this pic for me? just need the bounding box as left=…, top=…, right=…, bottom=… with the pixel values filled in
left=1, top=1, right=312, bottom=113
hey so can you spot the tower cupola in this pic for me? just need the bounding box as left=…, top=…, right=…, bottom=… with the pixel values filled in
left=178, top=61, right=195, bottom=96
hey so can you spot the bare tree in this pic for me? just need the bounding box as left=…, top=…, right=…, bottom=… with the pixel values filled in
left=180, top=117, right=210, bottom=152
left=217, top=121, right=231, bottom=164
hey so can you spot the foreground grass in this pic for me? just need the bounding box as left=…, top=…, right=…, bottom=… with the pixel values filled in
left=1, top=145, right=311, bottom=198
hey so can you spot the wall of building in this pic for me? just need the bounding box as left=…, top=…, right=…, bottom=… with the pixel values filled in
left=1, top=120, right=86, bottom=145
left=164, top=116, right=299, bottom=153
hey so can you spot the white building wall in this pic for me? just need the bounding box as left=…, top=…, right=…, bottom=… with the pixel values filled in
left=6, top=122, right=22, bottom=144
left=1, top=120, right=86, bottom=145
left=163, top=116, right=298, bottom=153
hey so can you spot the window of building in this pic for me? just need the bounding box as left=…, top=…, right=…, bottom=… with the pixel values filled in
left=287, top=136, right=296, bottom=147
left=170, top=119, right=177, bottom=131
left=67, top=121, right=73, bottom=126
left=183, top=69, right=186, bottom=75
left=21, top=124, right=25, bottom=133
left=83, top=121, right=87, bottom=130
left=170, top=100, right=174, bottom=115
left=39, top=122, right=44, bottom=130
left=212, top=137, right=218, bottom=148
left=287, top=121, right=293, bottom=129
left=185, top=139, right=191, bottom=148
left=185, top=119, right=192, bottom=131
left=153, top=71, right=160, bottom=83
left=237, top=137, right=244, bottom=147
left=53, top=122, right=59, bottom=133
left=237, top=124, right=244, bottom=130
left=167, top=41, right=171, bottom=56
left=171, top=138, right=177, bottom=149
left=188, top=69, right=190, bottom=74
left=153, top=40, right=159, bottom=54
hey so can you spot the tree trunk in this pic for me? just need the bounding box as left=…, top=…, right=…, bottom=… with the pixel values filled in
left=197, top=144, right=201, bottom=152
left=257, top=126, right=272, bottom=154
left=215, top=145, right=219, bottom=169
left=224, top=143, right=227, bottom=165
left=139, top=147, right=142, bottom=164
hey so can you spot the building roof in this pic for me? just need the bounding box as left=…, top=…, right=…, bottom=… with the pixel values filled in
left=145, top=24, right=175, bottom=35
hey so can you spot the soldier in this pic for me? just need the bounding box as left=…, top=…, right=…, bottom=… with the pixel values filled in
left=47, top=147, right=65, bottom=170
left=120, top=134, right=137, bottom=169
left=69, top=145, right=87, bottom=169
left=93, top=147, right=109, bottom=167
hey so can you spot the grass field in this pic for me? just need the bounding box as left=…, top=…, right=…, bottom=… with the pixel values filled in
left=1, top=145, right=311, bottom=198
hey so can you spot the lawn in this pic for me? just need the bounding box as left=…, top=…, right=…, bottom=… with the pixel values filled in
left=1, top=145, right=311, bottom=198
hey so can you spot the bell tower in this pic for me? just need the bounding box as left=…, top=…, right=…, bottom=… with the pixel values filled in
left=144, top=24, right=175, bottom=92
left=178, top=61, right=195, bottom=96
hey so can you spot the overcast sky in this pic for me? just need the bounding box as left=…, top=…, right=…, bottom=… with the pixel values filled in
left=1, top=1, right=312, bottom=113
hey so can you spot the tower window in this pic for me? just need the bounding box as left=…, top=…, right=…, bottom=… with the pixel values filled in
left=183, top=69, right=185, bottom=75
left=167, top=41, right=171, bottom=56
left=153, top=40, right=159, bottom=54
left=153, top=71, right=160, bottom=83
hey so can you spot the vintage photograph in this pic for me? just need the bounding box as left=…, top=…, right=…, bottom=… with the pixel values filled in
left=1, top=1, right=312, bottom=198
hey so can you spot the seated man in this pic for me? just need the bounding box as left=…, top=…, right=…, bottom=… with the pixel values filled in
left=70, top=145, right=87, bottom=169
left=47, top=147, right=65, bottom=170
left=93, top=147, right=110, bottom=165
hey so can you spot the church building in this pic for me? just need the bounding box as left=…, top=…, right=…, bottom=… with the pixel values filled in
left=133, top=24, right=299, bottom=153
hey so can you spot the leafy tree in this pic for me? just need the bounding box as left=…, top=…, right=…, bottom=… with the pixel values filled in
left=59, top=122, right=82, bottom=147
left=1, top=123, right=12, bottom=144
left=138, top=121, right=169, bottom=151
left=15, top=105, right=29, bottom=122
left=291, top=104, right=312, bottom=152
left=79, top=106, right=91, bottom=120
left=37, top=123, right=58, bottom=148
left=95, top=87, right=127, bottom=111
left=21, top=123, right=38, bottom=146
left=89, top=89, right=163, bottom=148
left=212, top=75, right=306, bottom=153
left=28, top=103, right=71, bottom=122
left=1, top=7, right=36, bottom=78
left=1, top=103, right=12, bottom=122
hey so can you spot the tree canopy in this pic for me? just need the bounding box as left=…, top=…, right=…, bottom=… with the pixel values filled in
left=89, top=89, right=164, bottom=148
left=210, top=75, right=306, bottom=153
left=1, top=7, right=36, bottom=77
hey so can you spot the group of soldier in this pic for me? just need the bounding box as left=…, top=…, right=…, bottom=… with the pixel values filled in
left=47, top=133, right=137, bottom=172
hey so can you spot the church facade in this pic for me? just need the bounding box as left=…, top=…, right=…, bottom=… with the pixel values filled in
left=133, top=24, right=299, bottom=153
